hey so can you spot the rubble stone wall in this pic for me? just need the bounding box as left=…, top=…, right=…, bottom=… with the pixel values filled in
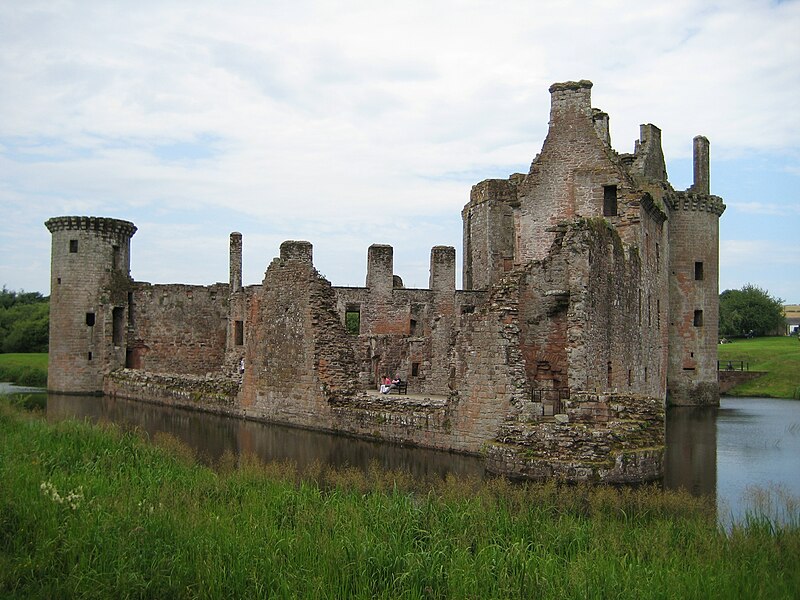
left=129, top=283, right=229, bottom=376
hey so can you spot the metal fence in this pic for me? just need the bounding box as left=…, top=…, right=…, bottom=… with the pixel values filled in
left=718, top=360, right=749, bottom=372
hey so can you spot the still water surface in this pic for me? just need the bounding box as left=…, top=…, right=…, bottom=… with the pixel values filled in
left=3, top=383, right=798, bottom=523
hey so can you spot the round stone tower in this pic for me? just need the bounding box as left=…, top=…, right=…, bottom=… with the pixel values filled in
left=666, top=137, right=725, bottom=405
left=45, top=216, right=137, bottom=394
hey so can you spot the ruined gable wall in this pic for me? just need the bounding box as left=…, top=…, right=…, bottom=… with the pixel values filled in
left=240, top=241, right=359, bottom=426
left=334, top=286, right=434, bottom=392
left=516, top=81, right=639, bottom=264
left=129, top=282, right=229, bottom=375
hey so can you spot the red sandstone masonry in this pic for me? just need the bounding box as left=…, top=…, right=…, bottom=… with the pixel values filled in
left=47, top=80, right=724, bottom=483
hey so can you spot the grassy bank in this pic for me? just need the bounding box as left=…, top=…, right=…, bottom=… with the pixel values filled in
left=1, top=400, right=798, bottom=598
left=0, top=353, right=47, bottom=387
left=718, top=336, right=800, bottom=398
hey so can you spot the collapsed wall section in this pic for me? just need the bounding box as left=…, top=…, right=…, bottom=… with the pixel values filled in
left=517, top=215, right=666, bottom=411
left=333, top=245, right=460, bottom=397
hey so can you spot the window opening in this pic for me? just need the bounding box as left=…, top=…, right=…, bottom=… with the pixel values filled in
left=461, top=305, right=475, bottom=315
left=85, top=312, right=95, bottom=326
left=112, top=245, right=120, bottom=269
left=112, top=307, right=124, bottom=345
left=345, top=307, right=360, bottom=335
left=411, top=362, right=420, bottom=377
left=628, top=369, right=632, bottom=386
left=88, top=352, right=92, bottom=361
left=693, top=310, right=703, bottom=327
left=695, top=261, right=704, bottom=281
left=69, top=239, right=78, bottom=253
left=603, top=185, right=618, bottom=217
left=235, top=320, right=244, bottom=346
left=410, top=318, right=417, bottom=335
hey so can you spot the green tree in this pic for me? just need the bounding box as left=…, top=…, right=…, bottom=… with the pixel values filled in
left=719, top=284, right=786, bottom=338
left=0, top=287, right=49, bottom=352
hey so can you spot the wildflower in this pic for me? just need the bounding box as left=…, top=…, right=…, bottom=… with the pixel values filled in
left=40, top=481, right=83, bottom=509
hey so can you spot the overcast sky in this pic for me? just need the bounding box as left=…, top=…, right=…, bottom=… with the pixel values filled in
left=2, top=0, right=799, bottom=303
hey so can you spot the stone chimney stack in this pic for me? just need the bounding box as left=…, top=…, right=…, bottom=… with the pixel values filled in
left=692, top=135, right=710, bottom=194
left=229, top=232, right=242, bottom=292
left=280, top=240, right=313, bottom=264
left=592, top=108, right=610, bottom=146
left=429, top=246, right=456, bottom=292
left=548, top=80, right=593, bottom=127
left=366, top=244, right=393, bottom=293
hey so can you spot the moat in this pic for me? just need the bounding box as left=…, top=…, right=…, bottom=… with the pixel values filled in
left=4, top=384, right=797, bottom=525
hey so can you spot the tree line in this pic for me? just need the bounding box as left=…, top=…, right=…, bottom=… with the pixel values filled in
left=0, top=287, right=49, bottom=353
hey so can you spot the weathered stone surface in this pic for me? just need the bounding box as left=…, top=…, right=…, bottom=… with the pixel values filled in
left=48, top=80, right=725, bottom=482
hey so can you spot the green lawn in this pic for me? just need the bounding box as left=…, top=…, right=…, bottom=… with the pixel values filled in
left=0, top=353, right=48, bottom=387
left=718, top=336, right=800, bottom=399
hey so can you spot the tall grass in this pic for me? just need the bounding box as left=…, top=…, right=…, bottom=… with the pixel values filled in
left=0, top=352, right=47, bottom=387
left=1, top=399, right=798, bottom=599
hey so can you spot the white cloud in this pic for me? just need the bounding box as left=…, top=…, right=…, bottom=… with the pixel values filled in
left=731, top=201, right=800, bottom=216
left=1, top=0, right=799, bottom=299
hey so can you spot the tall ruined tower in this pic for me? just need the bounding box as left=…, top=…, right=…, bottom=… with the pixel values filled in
left=45, top=216, right=137, bottom=393
left=666, top=137, right=725, bottom=405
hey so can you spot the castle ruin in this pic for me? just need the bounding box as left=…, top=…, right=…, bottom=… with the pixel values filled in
left=46, top=81, right=725, bottom=482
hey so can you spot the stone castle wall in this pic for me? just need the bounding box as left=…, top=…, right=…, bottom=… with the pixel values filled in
left=127, top=283, right=229, bottom=376
left=46, top=80, right=725, bottom=482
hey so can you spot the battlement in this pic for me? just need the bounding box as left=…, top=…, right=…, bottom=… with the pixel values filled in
left=45, top=216, right=137, bottom=238
left=668, top=192, right=726, bottom=216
